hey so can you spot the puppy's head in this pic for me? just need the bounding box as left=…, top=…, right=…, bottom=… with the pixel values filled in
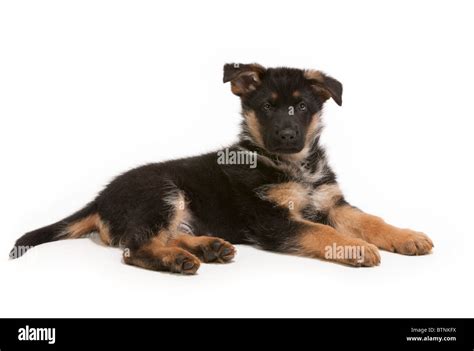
left=223, top=63, right=342, bottom=154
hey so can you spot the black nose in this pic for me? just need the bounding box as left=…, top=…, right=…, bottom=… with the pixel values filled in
left=278, top=128, right=297, bottom=141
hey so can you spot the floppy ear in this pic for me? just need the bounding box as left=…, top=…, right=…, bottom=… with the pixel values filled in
left=223, top=63, right=266, bottom=96
left=304, top=70, right=343, bottom=106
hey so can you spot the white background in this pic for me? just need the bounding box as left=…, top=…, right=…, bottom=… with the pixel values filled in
left=1, top=0, right=473, bottom=317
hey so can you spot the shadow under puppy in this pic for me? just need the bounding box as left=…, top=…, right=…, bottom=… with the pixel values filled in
left=11, top=63, right=433, bottom=274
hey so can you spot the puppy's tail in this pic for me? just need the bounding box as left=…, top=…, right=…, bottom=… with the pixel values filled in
left=9, top=201, right=106, bottom=259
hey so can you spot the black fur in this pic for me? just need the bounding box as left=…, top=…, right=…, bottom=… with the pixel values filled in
left=10, top=202, right=96, bottom=258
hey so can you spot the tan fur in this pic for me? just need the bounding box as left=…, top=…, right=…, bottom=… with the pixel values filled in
left=231, top=72, right=258, bottom=95
left=143, top=230, right=170, bottom=249
left=310, top=183, right=343, bottom=212
left=169, top=234, right=218, bottom=251
left=306, top=112, right=321, bottom=141
left=167, top=191, right=191, bottom=232
left=329, top=205, right=433, bottom=255
left=292, top=90, right=301, bottom=98
left=260, top=181, right=343, bottom=220
left=156, top=189, right=193, bottom=245
left=243, top=110, right=265, bottom=148
left=157, top=247, right=199, bottom=268
left=303, top=70, right=332, bottom=101
left=129, top=190, right=194, bottom=248
left=303, top=70, right=325, bottom=82
left=126, top=237, right=201, bottom=274
left=168, top=233, right=236, bottom=263
left=67, top=213, right=111, bottom=245
left=127, top=231, right=234, bottom=272
left=230, top=65, right=264, bottom=96
left=296, top=222, right=380, bottom=267
left=141, top=233, right=200, bottom=267
left=261, top=182, right=310, bottom=220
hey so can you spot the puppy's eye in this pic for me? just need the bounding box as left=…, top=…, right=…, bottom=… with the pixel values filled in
left=298, top=102, right=307, bottom=111
left=262, top=102, right=272, bottom=112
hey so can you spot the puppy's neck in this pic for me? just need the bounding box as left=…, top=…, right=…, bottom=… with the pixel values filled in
left=237, top=123, right=324, bottom=169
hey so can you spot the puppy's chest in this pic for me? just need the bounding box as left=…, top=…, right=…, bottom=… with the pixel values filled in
left=257, top=164, right=342, bottom=220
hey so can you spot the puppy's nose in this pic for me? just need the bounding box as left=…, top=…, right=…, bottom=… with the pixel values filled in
left=278, top=128, right=297, bottom=141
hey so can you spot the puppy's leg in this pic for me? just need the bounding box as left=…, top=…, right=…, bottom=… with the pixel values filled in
left=120, top=185, right=207, bottom=274
left=168, top=233, right=236, bottom=263
left=249, top=214, right=380, bottom=267
left=291, top=221, right=381, bottom=267
left=329, top=204, right=433, bottom=255
left=123, top=234, right=201, bottom=274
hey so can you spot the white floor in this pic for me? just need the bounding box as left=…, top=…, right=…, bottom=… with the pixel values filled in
left=1, top=219, right=472, bottom=318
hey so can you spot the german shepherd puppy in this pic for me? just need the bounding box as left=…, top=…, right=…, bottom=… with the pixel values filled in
left=10, top=63, right=433, bottom=274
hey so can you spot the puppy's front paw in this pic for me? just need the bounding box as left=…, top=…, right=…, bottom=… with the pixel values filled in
left=391, top=229, right=434, bottom=255
left=350, top=242, right=381, bottom=267
left=328, top=241, right=381, bottom=267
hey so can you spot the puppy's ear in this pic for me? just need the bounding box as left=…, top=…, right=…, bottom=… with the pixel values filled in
left=223, top=63, right=266, bottom=96
left=304, top=70, right=343, bottom=106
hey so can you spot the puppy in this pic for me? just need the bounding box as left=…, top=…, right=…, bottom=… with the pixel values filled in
left=10, top=63, right=433, bottom=274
